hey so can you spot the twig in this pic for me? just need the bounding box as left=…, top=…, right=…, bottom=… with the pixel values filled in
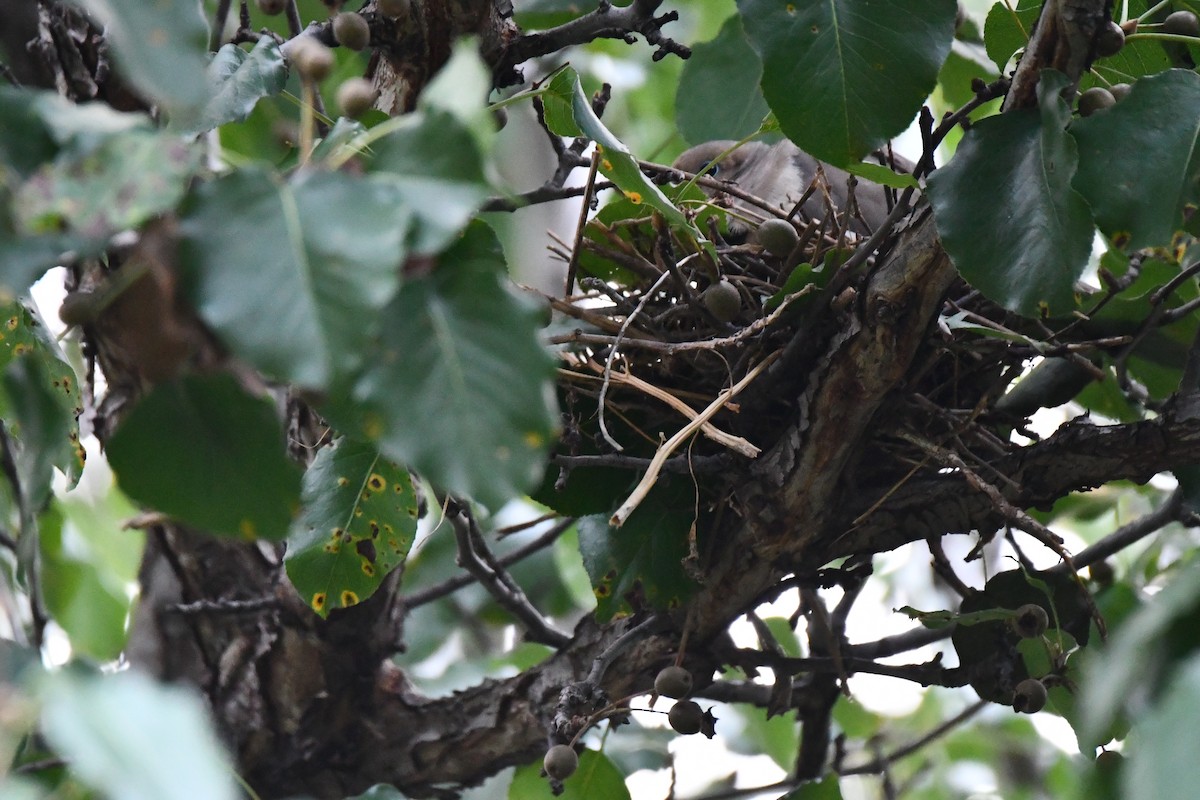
left=405, top=517, right=574, bottom=608
left=1048, top=488, right=1185, bottom=574
left=445, top=500, right=570, bottom=647
left=564, top=149, right=602, bottom=297
left=839, top=700, right=988, bottom=776
left=598, top=269, right=673, bottom=451
left=575, top=359, right=759, bottom=457
left=611, top=351, right=779, bottom=526
left=586, top=614, right=669, bottom=684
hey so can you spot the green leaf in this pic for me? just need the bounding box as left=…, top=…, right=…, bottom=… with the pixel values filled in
left=726, top=705, right=797, bottom=770
left=418, top=39, right=497, bottom=154
left=542, top=68, right=704, bottom=238
left=1124, top=652, right=1200, bottom=800
left=366, top=110, right=491, bottom=254
left=107, top=373, right=301, bottom=540
left=0, top=302, right=84, bottom=506
left=508, top=749, right=631, bottom=800
left=1072, top=69, right=1200, bottom=251
left=323, top=222, right=558, bottom=510
left=15, top=130, right=199, bottom=238
left=176, top=37, right=288, bottom=134
left=737, top=0, right=957, bottom=165
left=928, top=70, right=1093, bottom=316
left=576, top=481, right=696, bottom=622
left=676, top=14, right=770, bottom=144
left=1080, top=559, right=1200, bottom=748
left=69, top=0, right=210, bottom=115
left=982, top=0, right=1040, bottom=72
left=178, top=168, right=410, bottom=389
left=39, top=669, right=237, bottom=800
left=39, top=498, right=143, bottom=661
left=286, top=438, right=419, bottom=617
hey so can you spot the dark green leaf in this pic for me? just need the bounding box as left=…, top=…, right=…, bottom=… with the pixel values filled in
left=323, top=222, right=558, bottom=510
left=367, top=110, right=490, bottom=254
left=40, top=669, right=237, bottom=800
left=676, top=15, right=769, bottom=144
left=576, top=481, right=696, bottom=622
left=15, top=131, right=198, bottom=238
left=176, top=37, right=288, bottom=134
left=928, top=70, right=1093, bottom=316
left=737, top=0, right=957, bottom=165
left=508, top=749, right=631, bottom=800
left=107, top=373, right=301, bottom=540
left=286, top=438, right=419, bottom=617
left=1072, top=69, right=1200, bottom=251
left=178, top=168, right=409, bottom=389
left=69, top=0, right=210, bottom=115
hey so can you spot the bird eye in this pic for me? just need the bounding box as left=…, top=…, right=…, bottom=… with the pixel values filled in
left=699, top=160, right=719, bottom=177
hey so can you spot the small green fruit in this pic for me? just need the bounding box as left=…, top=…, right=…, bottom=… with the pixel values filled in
left=1163, top=10, right=1200, bottom=37
left=543, top=744, right=578, bottom=780
left=752, top=218, right=800, bottom=257
left=702, top=281, right=741, bottom=322
left=1013, top=678, right=1048, bottom=714
left=1109, top=82, right=1132, bottom=101
left=256, top=0, right=287, bottom=16
left=291, top=38, right=334, bottom=82
left=1077, top=87, right=1116, bottom=117
left=668, top=700, right=704, bottom=735
left=332, top=12, right=371, bottom=51
left=1095, top=20, right=1125, bottom=57
left=654, top=666, right=693, bottom=699
left=1013, top=604, right=1049, bottom=639
left=336, top=78, right=378, bottom=118
left=377, top=0, right=411, bottom=18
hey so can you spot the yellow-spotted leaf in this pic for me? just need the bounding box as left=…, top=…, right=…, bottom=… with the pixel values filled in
left=286, top=438, right=418, bottom=617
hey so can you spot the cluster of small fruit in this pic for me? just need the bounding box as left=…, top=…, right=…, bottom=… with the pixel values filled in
left=1010, top=603, right=1052, bottom=715
left=273, top=0, right=413, bottom=118
left=700, top=219, right=799, bottom=323
left=542, top=665, right=709, bottom=782
left=1077, top=11, right=1200, bottom=117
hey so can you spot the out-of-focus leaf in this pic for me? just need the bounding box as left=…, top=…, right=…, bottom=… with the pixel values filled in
left=676, top=14, right=769, bottom=144
left=286, top=438, right=419, bottom=617
left=323, top=222, right=558, bottom=511
left=508, top=749, right=631, bottom=800
left=1124, top=652, right=1200, bottom=800
left=347, top=784, right=407, bottom=799
left=15, top=131, right=198, bottom=239
left=40, top=669, right=236, bottom=800
left=178, top=168, right=409, bottom=389
left=737, top=0, right=956, bottom=165
left=176, top=37, right=287, bottom=134
left=107, top=373, right=301, bottom=540
left=69, top=0, right=210, bottom=115
left=1072, top=69, right=1200, bottom=251
left=928, top=70, right=1093, bottom=316
left=418, top=40, right=496, bottom=153
left=366, top=110, right=490, bottom=254
left=1080, top=559, right=1200, bottom=749
left=576, top=481, right=696, bottom=622
left=726, top=705, right=797, bottom=770
left=39, top=499, right=142, bottom=661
